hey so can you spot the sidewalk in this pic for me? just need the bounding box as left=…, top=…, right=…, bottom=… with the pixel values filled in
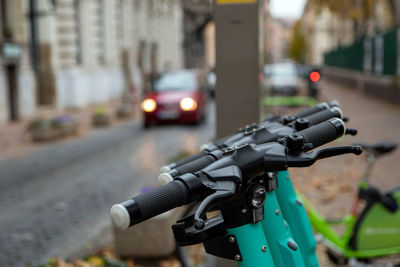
left=291, top=79, right=400, bottom=266
left=0, top=100, right=139, bottom=162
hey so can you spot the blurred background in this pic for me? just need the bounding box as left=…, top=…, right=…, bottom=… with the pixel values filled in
left=0, top=0, right=400, bottom=266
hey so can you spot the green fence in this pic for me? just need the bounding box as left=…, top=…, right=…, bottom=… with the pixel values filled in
left=324, top=28, right=399, bottom=76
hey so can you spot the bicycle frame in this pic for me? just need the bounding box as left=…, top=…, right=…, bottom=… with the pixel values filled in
left=299, top=189, right=400, bottom=259
left=279, top=154, right=400, bottom=260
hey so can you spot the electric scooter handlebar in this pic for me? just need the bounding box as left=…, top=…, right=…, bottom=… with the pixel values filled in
left=295, top=118, right=346, bottom=150
left=111, top=180, right=190, bottom=230
left=173, top=153, right=220, bottom=177
left=159, top=109, right=345, bottom=184
left=298, top=107, right=342, bottom=129
left=112, top=119, right=361, bottom=230
left=160, top=150, right=209, bottom=172
left=290, top=102, right=330, bottom=118
left=161, top=101, right=338, bottom=172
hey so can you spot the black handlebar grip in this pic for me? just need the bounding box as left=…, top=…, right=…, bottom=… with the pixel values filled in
left=161, top=150, right=208, bottom=172
left=293, top=102, right=330, bottom=118
left=111, top=180, right=190, bottom=229
left=303, top=107, right=342, bottom=126
left=175, top=155, right=216, bottom=176
left=297, top=118, right=346, bottom=150
left=328, top=100, right=340, bottom=107
left=158, top=154, right=220, bottom=185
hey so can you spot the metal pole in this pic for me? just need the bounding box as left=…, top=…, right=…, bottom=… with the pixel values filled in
left=214, top=0, right=263, bottom=138
left=212, top=1, right=263, bottom=266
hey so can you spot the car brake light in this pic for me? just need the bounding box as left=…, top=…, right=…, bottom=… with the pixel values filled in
left=309, top=71, right=320, bottom=82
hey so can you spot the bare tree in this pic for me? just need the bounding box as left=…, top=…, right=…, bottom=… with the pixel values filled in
left=307, top=0, right=393, bottom=37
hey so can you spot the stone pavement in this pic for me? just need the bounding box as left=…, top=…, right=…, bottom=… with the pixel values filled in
left=319, top=79, right=400, bottom=191
left=0, top=102, right=216, bottom=266
left=291, top=80, right=400, bottom=266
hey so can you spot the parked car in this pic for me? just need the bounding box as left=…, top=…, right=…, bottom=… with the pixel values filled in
left=265, top=62, right=299, bottom=96
left=296, top=63, right=312, bottom=79
left=141, top=69, right=208, bottom=128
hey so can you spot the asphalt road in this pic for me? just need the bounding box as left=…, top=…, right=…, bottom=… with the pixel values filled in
left=0, top=102, right=216, bottom=266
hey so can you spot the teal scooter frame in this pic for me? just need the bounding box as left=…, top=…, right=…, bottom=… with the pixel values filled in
left=225, top=187, right=306, bottom=267
left=275, top=170, right=319, bottom=267
left=178, top=171, right=312, bottom=267
left=111, top=118, right=366, bottom=267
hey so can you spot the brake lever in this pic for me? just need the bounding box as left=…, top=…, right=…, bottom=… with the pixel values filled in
left=192, top=166, right=242, bottom=229
left=193, top=183, right=235, bottom=229
left=287, top=145, right=362, bottom=167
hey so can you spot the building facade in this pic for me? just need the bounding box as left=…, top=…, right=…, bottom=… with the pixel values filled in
left=182, top=0, right=212, bottom=69
left=0, top=0, right=184, bottom=125
left=0, top=0, right=36, bottom=124
left=132, top=0, right=184, bottom=87
left=265, top=17, right=295, bottom=64
left=301, top=0, right=393, bottom=66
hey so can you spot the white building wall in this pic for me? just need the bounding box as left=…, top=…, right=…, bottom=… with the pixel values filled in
left=54, top=0, right=125, bottom=109
left=122, top=0, right=133, bottom=50
left=0, top=0, right=185, bottom=123
left=160, top=0, right=184, bottom=71
left=14, top=0, right=36, bottom=121
left=132, top=0, right=184, bottom=74
left=18, top=65, right=36, bottom=118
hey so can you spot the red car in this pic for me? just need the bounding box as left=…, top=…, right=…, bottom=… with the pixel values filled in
left=141, top=70, right=208, bottom=128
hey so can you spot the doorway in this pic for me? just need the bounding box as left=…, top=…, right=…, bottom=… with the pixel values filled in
left=6, top=65, right=18, bottom=121
left=1, top=0, right=19, bottom=121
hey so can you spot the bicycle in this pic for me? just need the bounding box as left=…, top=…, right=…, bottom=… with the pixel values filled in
left=111, top=103, right=364, bottom=266
left=287, top=141, right=400, bottom=265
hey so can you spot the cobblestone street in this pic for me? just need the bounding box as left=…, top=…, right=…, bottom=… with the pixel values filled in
left=0, top=103, right=216, bottom=266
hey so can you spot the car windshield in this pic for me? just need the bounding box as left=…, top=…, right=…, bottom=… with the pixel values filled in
left=154, top=71, right=197, bottom=92
left=271, top=64, right=297, bottom=78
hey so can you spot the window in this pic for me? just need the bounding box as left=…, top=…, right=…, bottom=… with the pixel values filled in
left=73, top=0, right=82, bottom=64
left=134, top=0, right=141, bottom=12
left=96, top=0, right=105, bottom=64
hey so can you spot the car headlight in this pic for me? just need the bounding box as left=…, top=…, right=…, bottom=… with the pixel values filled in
left=180, top=97, right=197, bottom=111
left=141, top=99, right=157, bottom=112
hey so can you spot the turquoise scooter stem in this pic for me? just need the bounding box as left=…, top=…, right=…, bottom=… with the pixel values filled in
left=261, top=191, right=306, bottom=267
left=227, top=222, right=276, bottom=267
left=275, top=170, right=319, bottom=267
